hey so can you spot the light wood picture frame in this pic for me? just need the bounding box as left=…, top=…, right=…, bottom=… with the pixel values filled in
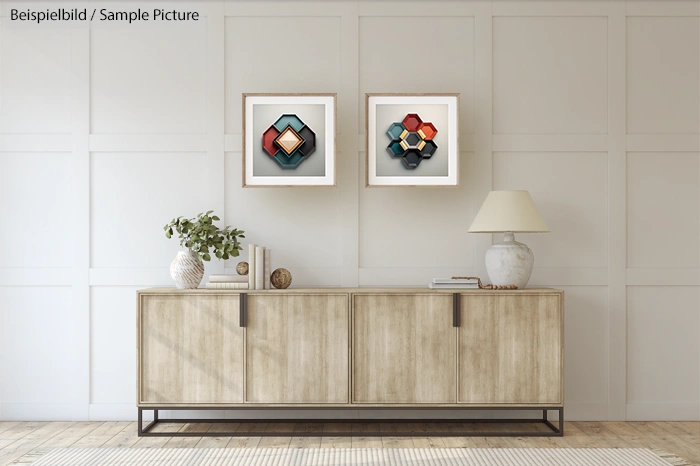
left=243, top=93, right=337, bottom=187
left=365, top=93, right=460, bottom=187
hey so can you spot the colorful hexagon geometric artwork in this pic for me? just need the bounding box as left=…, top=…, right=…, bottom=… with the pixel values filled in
left=262, top=114, right=316, bottom=168
left=386, top=113, right=438, bottom=169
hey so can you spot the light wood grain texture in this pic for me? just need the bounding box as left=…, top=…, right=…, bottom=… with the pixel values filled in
left=245, top=294, right=349, bottom=403
left=352, top=294, right=456, bottom=403
left=458, top=292, right=563, bottom=404
left=0, top=422, right=75, bottom=466
left=138, top=293, right=243, bottom=404
left=138, top=288, right=563, bottom=408
left=139, top=287, right=558, bottom=295
left=3, top=422, right=699, bottom=466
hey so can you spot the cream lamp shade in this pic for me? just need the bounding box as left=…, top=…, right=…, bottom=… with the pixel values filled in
left=468, top=190, right=550, bottom=233
left=469, top=190, right=549, bottom=289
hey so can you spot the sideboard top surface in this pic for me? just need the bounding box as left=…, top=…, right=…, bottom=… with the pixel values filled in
left=138, top=287, right=563, bottom=295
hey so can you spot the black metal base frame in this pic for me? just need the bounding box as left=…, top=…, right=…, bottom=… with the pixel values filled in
left=138, top=407, right=563, bottom=438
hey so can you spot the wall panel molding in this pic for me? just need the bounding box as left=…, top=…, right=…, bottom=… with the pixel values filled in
left=206, top=0, right=226, bottom=280
left=626, top=0, right=700, bottom=17
left=627, top=268, right=700, bottom=286
left=224, top=1, right=346, bottom=16
left=359, top=1, right=478, bottom=16
left=626, top=134, right=700, bottom=152
left=607, top=0, right=628, bottom=421
left=70, top=26, right=91, bottom=421
left=359, top=267, right=479, bottom=287
left=0, top=135, right=72, bottom=152
left=1, top=0, right=699, bottom=422
left=493, top=0, right=611, bottom=17
left=89, top=134, right=207, bottom=152
left=0, top=269, right=73, bottom=286
left=565, top=402, right=611, bottom=422
left=0, top=403, right=87, bottom=422
left=492, top=134, right=608, bottom=152
left=626, top=403, right=700, bottom=421
left=528, top=267, right=609, bottom=286
left=608, top=2, right=627, bottom=421
left=472, top=0, right=493, bottom=281
left=339, top=2, right=360, bottom=287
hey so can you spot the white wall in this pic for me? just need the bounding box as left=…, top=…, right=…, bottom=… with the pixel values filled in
left=0, top=0, right=698, bottom=422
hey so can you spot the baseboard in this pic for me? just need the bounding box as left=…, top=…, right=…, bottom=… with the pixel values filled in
left=626, top=403, right=700, bottom=421
left=1, top=403, right=87, bottom=421
left=12, top=402, right=695, bottom=422
left=565, top=402, right=609, bottom=421
left=89, top=403, right=140, bottom=421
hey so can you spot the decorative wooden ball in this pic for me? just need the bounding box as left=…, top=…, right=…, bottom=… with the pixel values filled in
left=236, top=261, right=249, bottom=275
left=270, top=268, right=292, bottom=289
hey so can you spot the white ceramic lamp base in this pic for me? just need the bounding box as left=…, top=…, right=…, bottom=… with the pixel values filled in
left=485, top=232, right=534, bottom=289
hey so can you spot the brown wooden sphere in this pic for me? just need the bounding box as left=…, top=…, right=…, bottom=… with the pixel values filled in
left=270, top=268, right=292, bottom=289
left=236, top=261, right=249, bottom=275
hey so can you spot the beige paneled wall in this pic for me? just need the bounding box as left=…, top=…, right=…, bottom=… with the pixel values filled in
left=0, top=0, right=698, bottom=422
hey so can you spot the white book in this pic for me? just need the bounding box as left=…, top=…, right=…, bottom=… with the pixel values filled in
left=248, top=244, right=256, bottom=290
left=206, top=282, right=249, bottom=289
left=428, top=283, right=480, bottom=289
left=264, top=249, right=271, bottom=290
left=432, top=278, right=479, bottom=284
left=255, top=246, right=265, bottom=290
left=209, top=274, right=248, bottom=283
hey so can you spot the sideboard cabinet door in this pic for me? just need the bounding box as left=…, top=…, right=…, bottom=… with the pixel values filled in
left=458, top=294, right=563, bottom=404
left=352, top=294, right=456, bottom=404
left=138, top=294, right=244, bottom=404
left=245, top=294, right=350, bottom=404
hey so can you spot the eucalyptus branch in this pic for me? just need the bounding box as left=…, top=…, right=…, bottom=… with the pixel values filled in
left=164, top=211, right=245, bottom=262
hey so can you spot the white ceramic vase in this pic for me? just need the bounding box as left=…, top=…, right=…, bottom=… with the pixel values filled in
left=170, top=250, right=204, bottom=289
left=484, top=232, right=534, bottom=289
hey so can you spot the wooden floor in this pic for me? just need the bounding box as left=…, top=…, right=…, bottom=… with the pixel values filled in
left=0, top=421, right=696, bottom=465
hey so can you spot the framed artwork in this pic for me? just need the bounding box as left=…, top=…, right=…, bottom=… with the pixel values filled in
left=365, top=93, right=460, bottom=187
left=243, top=93, right=336, bottom=187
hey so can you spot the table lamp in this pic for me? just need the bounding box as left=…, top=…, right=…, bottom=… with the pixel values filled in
left=468, top=190, right=550, bottom=289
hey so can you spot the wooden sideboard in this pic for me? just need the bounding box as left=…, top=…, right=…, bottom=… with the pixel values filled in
left=136, top=288, right=564, bottom=437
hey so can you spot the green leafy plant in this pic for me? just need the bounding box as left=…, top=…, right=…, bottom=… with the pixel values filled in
left=164, top=211, right=245, bottom=262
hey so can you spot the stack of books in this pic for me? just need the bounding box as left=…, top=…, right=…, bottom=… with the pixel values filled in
left=428, top=278, right=480, bottom=289
left=248, top=244, right=272, bottom=290
left=205, top=274, right=249, bottom=289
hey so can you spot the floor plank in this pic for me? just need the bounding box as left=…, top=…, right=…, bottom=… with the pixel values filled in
left=225, top=436, right=261, bottom=449
left=289, top=423, right=322, bottom=449
left=0, top=422, right=75, bottom=466
left=571, top=421, right=632, bottom=449
left=164, top=436, right=202, bottom=448
left=224, top=423, right=265, bottom=448
left=41, top=422, right=103, bottom=448
left=319, top=423, right=352, bottom=448
left=71, top=422, right=131, bottom=448
left=629, top=422, right=700, bottom=465
left=351, top=436, right=382, bottom=448
left=409, top=423, right=447, bottom=448
left=0, top=420, right=696, bottom=466
left=130, top=423, right=181, bottom=448
left=257, top=423, right=294, bottom=448
left=197, top=423, right=240, bottom=448
left=101, top=422, right=140, bottom=448
left=0, top=424, right=21, bottom=437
